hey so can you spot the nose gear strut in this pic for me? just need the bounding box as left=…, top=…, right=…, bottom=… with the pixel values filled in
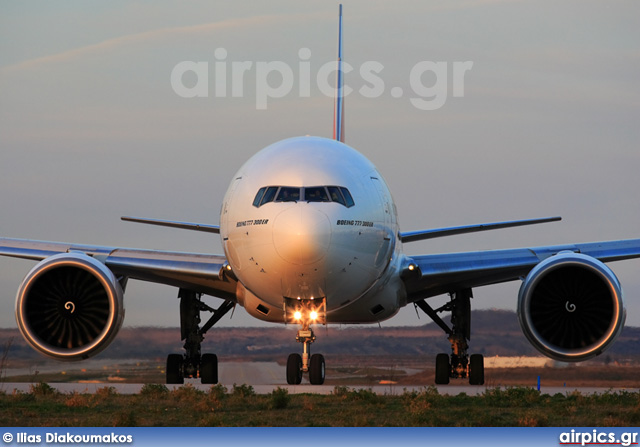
left=284, top=298, right=326, bottom=385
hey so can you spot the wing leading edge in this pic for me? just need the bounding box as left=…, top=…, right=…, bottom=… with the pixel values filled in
left=402, top=238, right=640, bottom=302
left=0, top=237, right=235, bottom=300
left=399, top=216, right=561, bottom=243
left=121, top=216, right=220, bottom=234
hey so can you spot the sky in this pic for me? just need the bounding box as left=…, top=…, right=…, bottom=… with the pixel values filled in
left=1, top=0, right=639, bottom=331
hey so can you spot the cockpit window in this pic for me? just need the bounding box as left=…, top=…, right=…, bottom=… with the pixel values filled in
left=305, top=186, right=330, bottom=202
left=340, top=187, right=355, bottom=207
left=259, top=186, right=279, bottom=206
left=327, top=186, right=345, bottom=206
left=253, top=185, right=354, bottom=208
left=252, top=187, right=267, bottom=207
left=276, top=187, right=300, bottom=202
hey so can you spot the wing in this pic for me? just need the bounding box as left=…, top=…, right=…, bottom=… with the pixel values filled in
left=0, top=237, right=236, bottom=300
left=399, top=216, right=561, bottom=243
left=120, top=216, right=220, bottom=234
left=402, top=239, right=640, bottom=302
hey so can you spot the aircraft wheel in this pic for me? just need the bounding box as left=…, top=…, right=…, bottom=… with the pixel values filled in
left=166, top=354, right=184, bottom=384
left=309, top=353, right=325, bottom=385
left=201, top=353, right=218, bottom=384
left=286, top=353, right=303, bottom=385
left=469, top=354, right=484, bottom=385
left=435, top=353, right=450, bottom=385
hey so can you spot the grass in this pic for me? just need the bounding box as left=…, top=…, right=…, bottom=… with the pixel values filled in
left=0, top=384, right=639, bottom=427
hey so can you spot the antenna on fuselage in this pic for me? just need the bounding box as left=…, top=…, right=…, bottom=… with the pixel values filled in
left=332, top=4, right=345, bottom=143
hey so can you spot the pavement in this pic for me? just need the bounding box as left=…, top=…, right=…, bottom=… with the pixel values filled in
left=2, top=361, right=638, bottom=395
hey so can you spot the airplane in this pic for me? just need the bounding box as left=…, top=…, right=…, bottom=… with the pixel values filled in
left=2, top=5, right=640, bottom=386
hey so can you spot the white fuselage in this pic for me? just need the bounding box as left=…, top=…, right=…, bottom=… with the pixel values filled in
left=220, top=136, right=408, bottom=324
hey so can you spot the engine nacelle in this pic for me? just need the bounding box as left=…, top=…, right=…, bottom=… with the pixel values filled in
left=518, top=252, right=625, bottom=362
left=15, top=252, right=125, bottom=361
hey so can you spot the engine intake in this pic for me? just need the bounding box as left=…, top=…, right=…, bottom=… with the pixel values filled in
left=518, top=252, right=625, bottom=362
left=15, top=253, right=125, bottom=361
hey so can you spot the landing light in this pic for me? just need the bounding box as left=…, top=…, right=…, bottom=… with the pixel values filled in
left=310, top=311, right=318, bottom=320
left=294, top=311, right=302, bottom=320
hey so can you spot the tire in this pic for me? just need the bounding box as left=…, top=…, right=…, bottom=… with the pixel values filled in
left=309, top=353, right=325, bottom=385
left=166, top=354, right=184, bottom=384
left=201, top=353, right=218, bottom=384
left=286, top=353, right=303, bottom=385
left=435, top=353, right=450, bottom=385
left=469, top=354, right=484, bottom=385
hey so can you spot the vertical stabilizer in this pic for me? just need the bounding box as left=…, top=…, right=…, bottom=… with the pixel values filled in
left=333, top=4, right=345, bottom=143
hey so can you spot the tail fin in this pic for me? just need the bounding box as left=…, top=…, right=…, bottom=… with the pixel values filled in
left=332, top=4, right=345, bottom=143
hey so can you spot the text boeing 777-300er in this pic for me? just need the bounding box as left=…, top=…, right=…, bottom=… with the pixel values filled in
left=2, top=6, right=640, bottom=386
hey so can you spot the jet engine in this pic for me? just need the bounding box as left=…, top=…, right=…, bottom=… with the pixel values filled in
left=15, top=253, right=125, bottom=361
left=518, top=252, right=625, bottom=362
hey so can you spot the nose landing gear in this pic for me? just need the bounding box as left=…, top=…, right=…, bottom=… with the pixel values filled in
left=286, top=328, right=325, bottom=385
left=285, top=298, right=326, bottom=385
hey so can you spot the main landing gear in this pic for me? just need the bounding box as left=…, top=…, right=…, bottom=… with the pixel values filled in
left=166, top=288, right=235, bottom=385
left=285, top=298, right=326, bottom=385
left=415, top=288, right=484, bottom=385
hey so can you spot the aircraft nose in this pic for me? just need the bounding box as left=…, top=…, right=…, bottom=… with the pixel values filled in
left=273, top=206, right=331, bottom=265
